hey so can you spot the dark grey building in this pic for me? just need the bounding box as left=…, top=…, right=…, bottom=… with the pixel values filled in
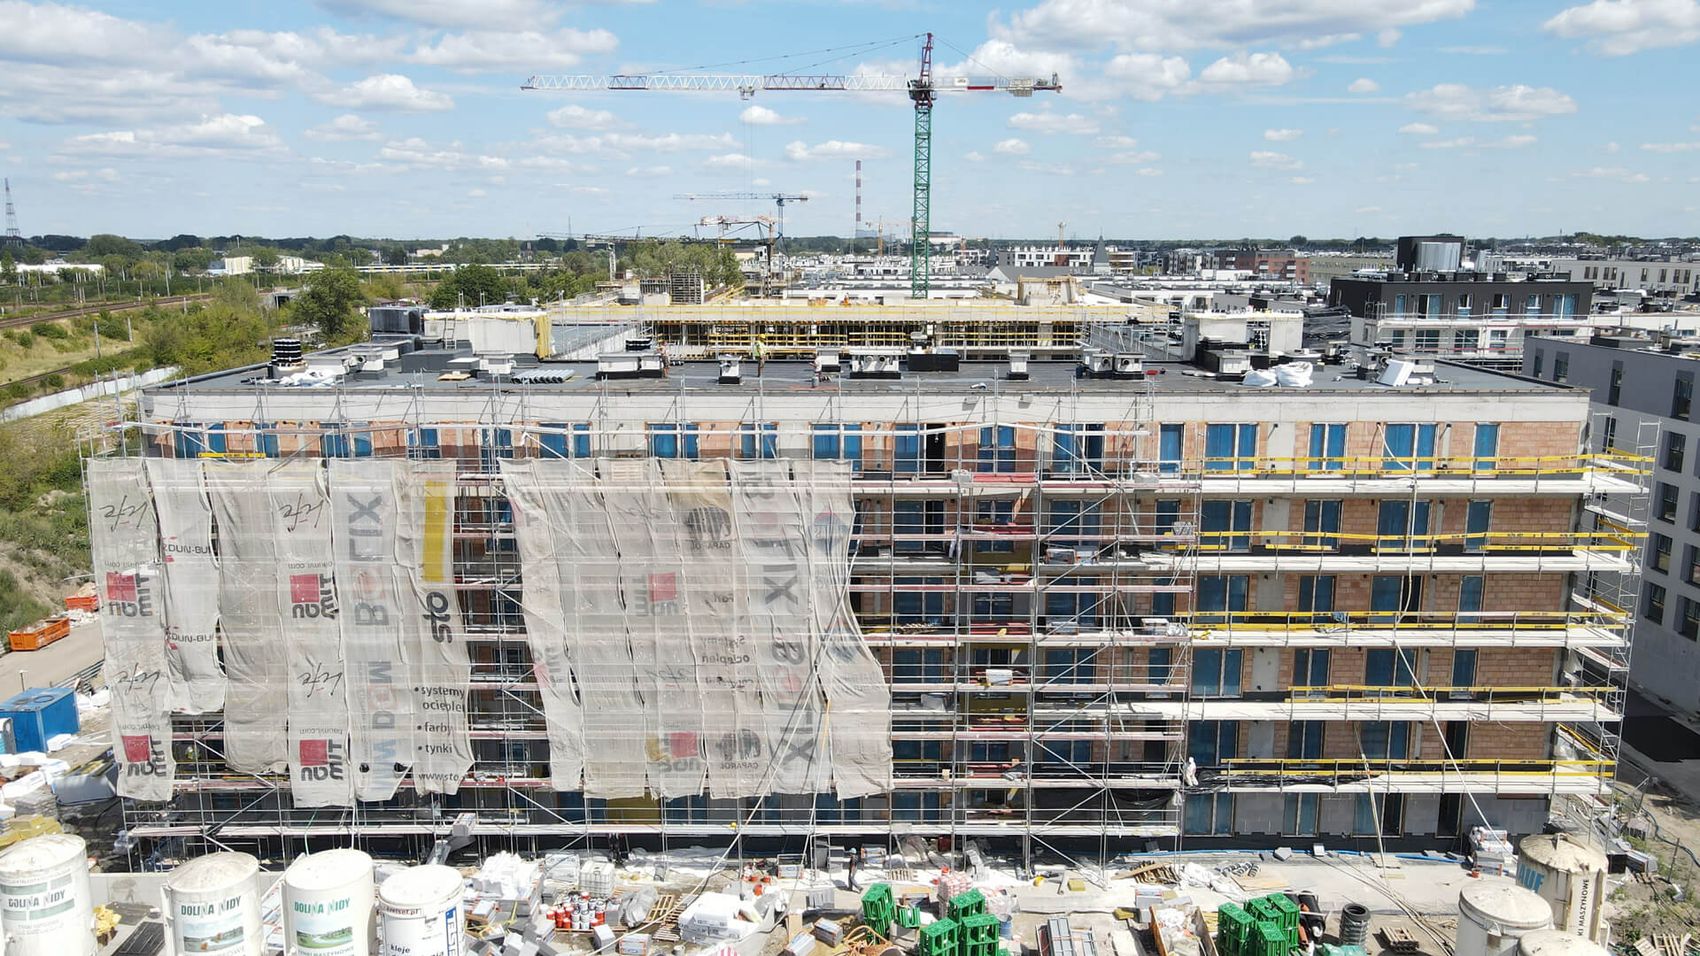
left=1523, top=332, right=1694, bottom=714
left=1330, top=270, right=1595, bottom=367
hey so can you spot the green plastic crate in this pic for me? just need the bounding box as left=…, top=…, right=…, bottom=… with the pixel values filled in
left=1244, top=923, right=1287, bottom=956
left=959, top=912, right=1000, bottom=956
left=861, top=883, right=895, bottom=939
left=1215, top=903, right=1254, bottom=956
left=948, top=888, right=988, bottom=922
left=918, top=918, right=960, bottom=956
left=1257, top=893, right=1300, bottom=933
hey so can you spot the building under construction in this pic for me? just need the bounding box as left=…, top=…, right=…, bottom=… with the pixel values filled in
left=87, top=308, right=1648, bottom=869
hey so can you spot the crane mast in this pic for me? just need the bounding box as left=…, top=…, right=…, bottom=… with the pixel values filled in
left=524, top=35, right=1060, bottom=299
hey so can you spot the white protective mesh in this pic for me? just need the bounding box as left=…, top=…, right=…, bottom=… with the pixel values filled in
left=144, top=459, right=226, bottom=714
left=89, top=458, right=175, bottom=800
left=400, top=461, right=473, bottom=794
left=502, top=458, right=890, bottom=799
left=205, top=461, right=290, bottom=774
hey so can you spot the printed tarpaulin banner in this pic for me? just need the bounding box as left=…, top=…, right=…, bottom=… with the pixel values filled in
left=88, top=458, right=174, bottom=801
left=206, top=461, right=289, bottom=774
left=272, top=461, right=354, bottom=807
left=402, top=461, right=472, bottom=794
left=329, top=459, right=416, bottom=801
left=145, top=458, right=226, bottom=715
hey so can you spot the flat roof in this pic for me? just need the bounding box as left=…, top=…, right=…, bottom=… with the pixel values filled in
left=159, top=346, right=1567, bottom=398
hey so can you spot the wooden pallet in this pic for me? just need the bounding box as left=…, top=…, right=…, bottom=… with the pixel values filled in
left=1379, top=926, right=1421, bottom=953
left=1635, top=933, right=1693, bottom=956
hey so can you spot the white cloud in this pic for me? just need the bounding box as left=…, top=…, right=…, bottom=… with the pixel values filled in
left=1398, top=122, right=1440, bottom=134
left=305, top=113, right=381, bottom=142
left=992, top=138, right=1032, bottom=155
left=1377, top=27, right=1402, bottom=47
left=783, top=139, right=888, bottom=161
left=1135, top=167, right=1163, bottom=176
left=569, top=185, right=609, bottom=196
left=52, top=167, right=118, bottom=182
left=1289, top=176, right=1315, bottom=184
left=411, top=28, right=617, bottom=72
left=185, top=27, right=402, bottom=86
left=0, top=1, right=164, bottom=65
left=1642, top=141, right=1700, bottom=153
left=625, top=165, right=672, bottom=177
left=703, top=152, right=757, bottom=170
left=1263, top=128, right=1303, bottom=141
left=1355, top=205, right=1384, bottom=214
left=1017, top=160, right=1075, bottom=175
left=1106, top=149, right=1162, bottom=164
left=598, top=132, right=736, bottom=153
left=319, top=74, right=453, bottom=111
left=317, top=0, right=565, bottom=29
left=1102, top=53, right=1192, bottom=100
left=1544, top=0, right=1700, bottom=55
left=1418, top=134, right=1536, bottom=149
left=1196, top=51, right=1298, bottom=88
left=379, top=137, right=509, bottom=170
left=1249, top=150, right=1302, bottom=169
left=1574, top=165, right=1652, bottom=183
left=1008, top=111, right=1100, bottom=134
left=1440, top=45, right=1507, bottom=54
left=467, top=187, right=487, bottom=198
left=548, top=105, right=620, bottom=130
left=1406, top=83, right=1577, bottom=122
left=64, top=113, right=284, bottom=157
left=740, top=105, right=802, bottom=126
left=1607, top=141, right=1621, bottom=152
left=993, top=0, right=1475, bottom=52
left=964, top=150, right=986, bottom=163
left=1348, top=77, right=1381, bottom=94
left=1095, top=135, right=1141, bottom=148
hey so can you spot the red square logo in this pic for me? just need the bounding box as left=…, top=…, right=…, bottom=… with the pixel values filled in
left=121, top=734, right=152, bottom=762
left=649, top=572, right=679, bottom=604
left=290, top=574, right=320, bottom=604
left=105, top=572, right=137, bottom=603
left=298, top=739, right=329, bottom=766
left=668, top=732, right=698, bottom=758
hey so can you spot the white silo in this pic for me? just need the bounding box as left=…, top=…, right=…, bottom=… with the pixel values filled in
left=1456, top=883, right=1553, bottom=956
left=1517, top=833, right=1608, bottom=941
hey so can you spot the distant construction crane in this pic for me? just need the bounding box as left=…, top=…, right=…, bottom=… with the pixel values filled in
left=2, top=178, right=21, bottom=248
left=675, top=193, right=806, bottom=251
left=523, top=33, right=1060, bottom=298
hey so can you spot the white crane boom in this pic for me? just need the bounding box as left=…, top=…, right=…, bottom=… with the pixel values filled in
left=522, top=73, right=1057, bottom=97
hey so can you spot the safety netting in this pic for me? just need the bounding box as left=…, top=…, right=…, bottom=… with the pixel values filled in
left=88, top=455, right=889, bottom=804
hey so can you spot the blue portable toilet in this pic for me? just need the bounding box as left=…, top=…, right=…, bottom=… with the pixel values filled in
left=0, top=687, right=80, bottom=754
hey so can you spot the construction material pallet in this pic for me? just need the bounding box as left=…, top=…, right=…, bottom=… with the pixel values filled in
left=1378, top=927, right=1420, bottom=953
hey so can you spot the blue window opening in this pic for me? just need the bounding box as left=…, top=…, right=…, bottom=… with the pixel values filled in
left=321, top=424, right=372, bottom=459
left=1053, top=424, right=1104, bottom=475
left=1191, top=648, right=1243, bottom=697
left=1195, top=574, right=1249, bottom=624
left=1200, top=499, right=1253, bottom=551
left=1359, top=721, right=1411, bottom=760
left=895, top=424, right=922, bottom=473
left=812, top=424, right=863, bottom=467
left=409, top=427, right=441, bottom=460
left=1158, top=424, right=1184, bottom=474
left=1465, top=500, right=1492, bottom=552
left=1043, top=578, right=1101, bottom=631
left=894, top=500, right=925, bottom=555
left=1303, top=500, right=1341, bottom=549
left=740, top=422, right=778, bottom=460
left=1365, top=649, right=1418, bottom=688
left=1298, top=575, right=1335, bottom=615
left=1205, top=423, right=1256, bottom=472
left=481, top=427, right=513, bottom=466
left=1048, top=500, right=1101, bottom=551
left=1377, top=499, right=1432, bottom=548
left=1473, top=423, right=1499, bottom=472
left=173, top=422, right=206, bottom=459
left=978, top=425, right=1017, bottom=473
left=254, top=422, right=280, bottom=458
left=1459, top=575, right=1485, bottom=621
left=649, top=423, right=699, bottom=460
left=1383, top=423, right=1436, bottom=472
left=539, top=423, right=591, bottom=459
left=1308, top=423, right=1347, bottom=471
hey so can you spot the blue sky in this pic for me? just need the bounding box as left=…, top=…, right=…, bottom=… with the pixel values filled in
left=1, top=0, right=1697, bottom=241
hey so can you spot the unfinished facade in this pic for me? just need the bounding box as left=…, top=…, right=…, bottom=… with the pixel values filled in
left=95, top=339, right=1646, bottom=865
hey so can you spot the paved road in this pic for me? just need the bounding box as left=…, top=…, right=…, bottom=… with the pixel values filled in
left=0, top=616, right=104, bottom=694
left=1619, top=688, right=1700, bottom=800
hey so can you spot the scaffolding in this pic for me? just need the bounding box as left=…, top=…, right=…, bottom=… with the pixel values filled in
left=93, top=373, right=1649, bottom=869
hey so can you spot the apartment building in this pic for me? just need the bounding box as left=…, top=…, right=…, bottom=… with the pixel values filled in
left=1329, top=269, right=1595, bottom=367
left=97, top=328, right=1642, bottom=864
left=1524, top=332, right=1700, bottom=715
left=1546, top=258, right=1700, bottom=297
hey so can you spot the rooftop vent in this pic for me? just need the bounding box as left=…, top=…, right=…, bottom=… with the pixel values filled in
left=625, top=336, right=654, bottom=352
left=848, top=348, right=903, bottom=380
left=596, top=351, right=665, bottom=380
left=814, top=347, right=842, bottom=375
left=906, top=345, right=960, bottom=373
left=718, top=354, right=742, bottom=385
left=477, top=353, right=514, bottom=379
left=1078, top=349, right=1145, bottom=379
left=271, top=337, right=303, bottom=367
left=1007, top=350, right=1030, bottom=382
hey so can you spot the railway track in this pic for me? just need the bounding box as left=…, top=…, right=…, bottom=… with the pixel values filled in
left=0, top=293, right=213, bottom=331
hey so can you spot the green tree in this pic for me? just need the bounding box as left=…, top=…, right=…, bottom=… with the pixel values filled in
left=250, top=247, right=281, bottom=271
left=84, top=233, right=141, bottom=258
left=292, top=268, right=366, bottom=340
left=429, top=262, right=509, bottom=309
left=0, top=250, right=13, bottom=285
